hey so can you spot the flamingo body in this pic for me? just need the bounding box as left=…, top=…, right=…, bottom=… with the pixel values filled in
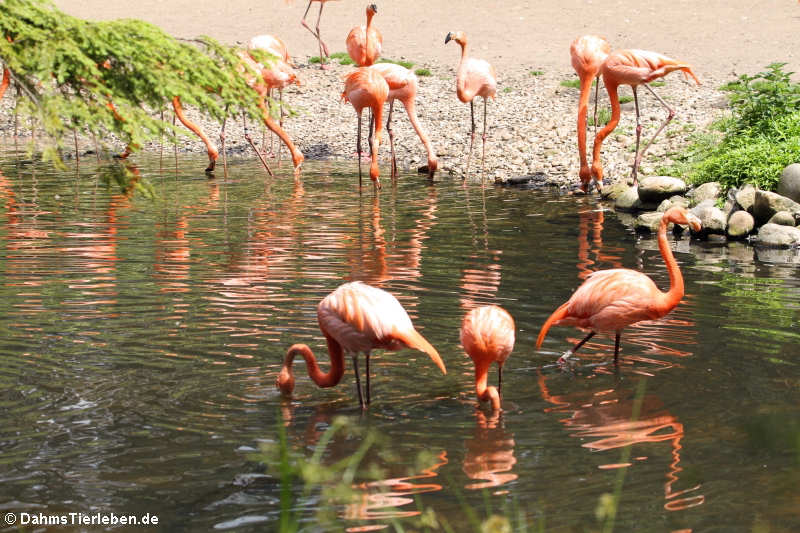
left=342, top=67, right=389, bottom=187
left=536, top=207, right=701, bottom=363
left=461, top=305, right=515, bottom=411
left=248, top=34, right=293, bottom=66
left=569, top=35, right=611, bottom=191
left=276, top=281, right=445, bottom=407
left=370, top=63, right=438, bottom=176
left=346, top=4, right=382, bottom=66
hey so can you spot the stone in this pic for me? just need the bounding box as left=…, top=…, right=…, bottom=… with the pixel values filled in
left=777, top=163, right=800, bottom=203
left=657, top=196, right=690, bottom=212
left=690, top=181, right=722, bottom=206
left=756, top=223, right=800, bottom=247
left=634, top=211, right=668, bottom=232
left=614, top=186, right=658, bottom=212
left=727, top=210, right=755, bottom=239
left=767, top=210, right=796, bottom=227
left=690, top=201, right=727, bottom=235
left=735, top=184, right=757, bottom=213
left=753, top=190, right=800, bottom=226
left=601, top=180, right=631, bottom=201
left=637, top=176, right=687, bottom=203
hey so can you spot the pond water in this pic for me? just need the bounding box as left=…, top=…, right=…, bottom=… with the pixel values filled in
left=0, top=153, right=798, bottom=532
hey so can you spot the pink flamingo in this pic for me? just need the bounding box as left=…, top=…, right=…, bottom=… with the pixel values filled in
left=346, top=4, right=382, bottom=67
left=298, top=0, right=339, bottom=69
left=445, top=31, right=497, bottom=179
left=460, top=305, right=515, bottom=411
left=536, top=207, right=701, bottom=364
left=591, top=49, right=699, bottom=188
left=569, top=35, right=611, bottom=192
left=276, top=281, right=446, bottom=408
left=370, top=63, right=438, bottom=177
left=247, top=34, right=293, bottom=65
left=342, top=67, right=389, bottom=189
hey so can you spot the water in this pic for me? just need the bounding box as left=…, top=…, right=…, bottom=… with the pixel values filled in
left=0, top=154, right=798, bottom=532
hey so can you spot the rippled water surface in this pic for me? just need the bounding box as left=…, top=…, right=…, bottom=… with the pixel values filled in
left=0, top=154, right=798, bottom=532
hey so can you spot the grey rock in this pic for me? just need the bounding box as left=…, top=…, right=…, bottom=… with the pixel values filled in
left=638, top=176, right=687, bottom=203
left=601, top=180, right=632, bottom=201
left=756, top=223, right=800, bottom=247
left=727, top=210, right=755, bottom=239
left=657, top=196, right=690, bottom=212
left=753, top=190, right=800, bottom=226
left=690, top=202, right=727, bottom=235
left=735, top=184, right=757, bottom=213
left=614, top=186, right=658, bottom=212
left=778, top=163, right=800, bottom=203
left=690, top=181, right=722, bottom=206
left=767, top=210, right=796, bottom=227
left=634, top=212, right=667, bottom=232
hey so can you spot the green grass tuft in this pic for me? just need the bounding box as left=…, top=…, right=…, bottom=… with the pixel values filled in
left=618, top=95, right=633, bottom=104
left=502, top=87, right=513, bottom=93
left=414, top=68, right=431, bottom=77
left=378, top=57, right=414, bottom=69
left=529, top=70, right=544, bottom=76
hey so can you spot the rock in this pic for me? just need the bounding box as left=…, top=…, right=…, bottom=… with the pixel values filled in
left=753, top=190, right=800, bottom=226
left=637, top=176, right=687, bottom=203
left=615, top=186, right=657, bottom=212
left=735, top=184, right=757, bottom=213
left=657, top=195, right=690, bottom=212
left=767, top=210, right=796, bottom=227
left=690, top=201, right=727, bottom=235
left=601, top=180, right=631, bottom=201
left=690, top=181, right=722, bottom=206
left=778, top=163, right=800, bottom=203
left=727, top=210, right=755, bottom=239
left=756, top=223, right=800, bottom=247
left=634, top=211, right=669, bottom=232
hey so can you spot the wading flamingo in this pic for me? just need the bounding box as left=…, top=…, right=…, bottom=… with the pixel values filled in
left=342, top=67, right=389, bottom=189
left=298, top=0, right=339, bottom=69
left=591, top=49, right=699, bottom=188
left=461, top=305, right=515, bottom=411
left=536, top=206, right=701, bottom=365
left=570, top=35, right=611, bottom=192
left=276, top=281, right=446, bottom=408
left=346, top=4, right=382, bottom=66
left=370, top=63, right=438, bottom=177
left=445, top=31, right=497, bottom=179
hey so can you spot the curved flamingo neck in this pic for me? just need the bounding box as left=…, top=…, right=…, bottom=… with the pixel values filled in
left=282, top=339, right=345, bottom=390
left=474, top=361, right=500, bottom=411
left=576, top=73, right=595, bottom=182
left=591, top=81, right=621, bottom=182
left=655, top=215, right=684, bottom=314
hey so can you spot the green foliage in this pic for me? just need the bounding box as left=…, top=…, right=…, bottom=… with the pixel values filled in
left=502, top=87, right=512, bottom=93
left=721, top=62, right=800, bottom=135
left=328, top=51, right=354, bottom=65
left=589, top=106, right=612, bottom=127
left=559, top=79, right=581, bottom=89
left=0, top=0, right=269, bottom=164
left=377, top=57, right=414, bottom=69
left=529, top=70, right=544, bottom=76
left=618, top=95, right=633, bottom=104
left=414, top=68, right=432, bottom=77
left=308, top=55, right=323, bottom=64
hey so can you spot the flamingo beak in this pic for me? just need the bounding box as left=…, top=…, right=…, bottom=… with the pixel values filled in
left=370, top=3, right=377, bottom=13
left=445, top=32, right=453, bottom=44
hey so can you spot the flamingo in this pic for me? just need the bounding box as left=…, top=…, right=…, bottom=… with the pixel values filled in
left=445, top=31, right=497, bottom=179
left=247, top=34, right=293, bottom=66
left=342, top=67, right=389, bottom=189
left=569, top=35, right=611, bottom=192
left=591, top=49, right=699, bottom=188
left=370, top=63, right=438, bottom=177
left=276, top=281, right=446, bottom=408
left=346, top=4, right=382, bottom=67
left=460, top=305, right=515, bottom=411
left=298, top=0, right=339, bottom=69
left=536, top=206, right=701, bottom=365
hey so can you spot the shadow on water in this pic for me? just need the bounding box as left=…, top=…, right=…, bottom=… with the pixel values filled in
left=0, top=153, right=798, bottom=532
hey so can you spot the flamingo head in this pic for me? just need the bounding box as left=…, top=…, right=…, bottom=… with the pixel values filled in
left=663, top=206, right=702, bottom=232
left=275, top=365, right=295, bottom=396
left=578, top=165, right=593, bottom=192
left=590, top=160, right=604, bottom=190
left=445, top=31, right=466, bottom=47
left=367, top=3, right=377, bottom=16
left=426, top=157, right=438, bottom=177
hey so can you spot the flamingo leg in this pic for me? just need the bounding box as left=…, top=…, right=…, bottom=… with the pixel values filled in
left=464, top=100, right=476, bottom=179
left=365, top=352, right=371, bottom=404
left=352, top=355, right=365, bottom=408
left=633, top=83, right=676, bottom=182
left=497, top=363, right=503, bottom=394
left=357, top=111, right=363, bottom=187
left=277, top=89, right=284, bottom=166
left=593, top=75, right=601, bottom=135
left=557, top=330, right=596, bottom=365
left=481, top=97, right=488, bottom=180
left=631, top=87, right=643, bottom=185
left=386, top=99, right=397, bottom=178
left=614, top=332, right=621, bottom=363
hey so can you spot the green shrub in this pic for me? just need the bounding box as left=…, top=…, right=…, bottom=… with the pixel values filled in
left=721, top=62, right=800, bottom=135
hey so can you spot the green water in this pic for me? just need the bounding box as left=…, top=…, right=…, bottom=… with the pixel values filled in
left=0, top=154, right=798, bottom=532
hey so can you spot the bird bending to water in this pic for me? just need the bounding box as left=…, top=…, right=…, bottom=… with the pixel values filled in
left=569, top=35, right=611, bottom=192
left=536, top=206, right=701, bottom=364
left=445, top=31, right=497, bottom=179
left=346, top=4, right=382, bottom=67
left=298, top=0, right=340, bottom=68
left=461, top=305, right=515, bottom=411
left=370, top=63, right=438, bottom=177
left=342, top=67, right=389, bottom=189
left=591, top=49, right=699, bottom=188
left=276, top=281, right=446, bottom=408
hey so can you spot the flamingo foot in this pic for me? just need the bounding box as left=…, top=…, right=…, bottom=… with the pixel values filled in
left=319, top=62, right=332, bottom=71
left=557, top=349, right=576, bottom=367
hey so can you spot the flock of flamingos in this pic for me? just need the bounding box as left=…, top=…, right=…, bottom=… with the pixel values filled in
left=268, top=3, right=706, bottom=410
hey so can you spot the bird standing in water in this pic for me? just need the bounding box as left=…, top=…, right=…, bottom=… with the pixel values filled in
left=276, top=281, right=446, bottom=408
left=536, top=207, right=701, bottom=365
left=342, top=67, right=389, bottom=189
left=461, top=305, right=515, bottom=411
left=445, top=31, right=497, bottom=180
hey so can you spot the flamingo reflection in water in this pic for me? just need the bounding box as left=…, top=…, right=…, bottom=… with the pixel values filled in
left=462, top=410, right=517, bottom=493
left=537, top=373, right=705, bottom=511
